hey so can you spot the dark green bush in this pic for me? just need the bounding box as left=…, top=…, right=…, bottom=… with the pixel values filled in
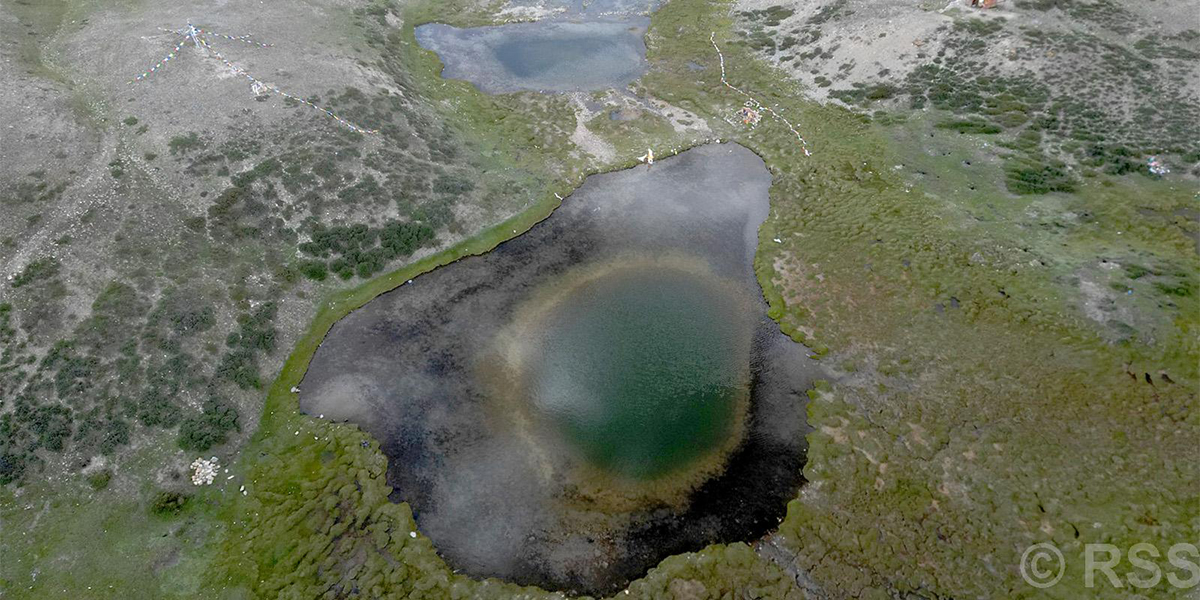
left=149, top=490, right=190, bottom=515
left=432, top=173, right=474, bottom=196
left=11, top=257, right=60, bottom=288
left=936, top=120, right=1002, bottom=135
left=178, top=397, right=240, bottom=452
left=1154, top=280, right=1194, bottom=298
left=231, top=158, right=281, bottom=188
left=298, top=260, right=328, bottom=281
left=137, top=387, right=182, bottom=427
left=216, top=349, right=261, bottom=389
left=1004, top=156, right=1076, bottom=194
left=155, top=289, right=216, bottom=337
left=168, top=132, right=203, bottom=155
left=379, top=221, right=433, bottom=257
left=1123, top=264, right=1152, bottom=279
left=53, top=354, right=98, bottom=401
left=0, top=452, right=27, bottom=485
left=88, top=469, right=112, bottom=490
left=23, top=403, right=73, bottom=451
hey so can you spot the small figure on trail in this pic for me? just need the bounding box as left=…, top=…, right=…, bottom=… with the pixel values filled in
left=1147, top=156, right=1169, bottom=176
left=638, top=148, right=655, bottom=168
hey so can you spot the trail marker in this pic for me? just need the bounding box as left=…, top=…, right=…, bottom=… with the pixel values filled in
left=131, top=21, right=377, bottom=134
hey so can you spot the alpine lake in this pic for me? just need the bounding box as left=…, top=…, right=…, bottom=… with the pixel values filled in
left=300, top=6, right=818, bottom=594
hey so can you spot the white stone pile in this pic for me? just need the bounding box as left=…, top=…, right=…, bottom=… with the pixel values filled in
left=190, top=457, right=219, bottom=486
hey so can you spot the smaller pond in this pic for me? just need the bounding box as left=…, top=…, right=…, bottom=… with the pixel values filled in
left=502, top=0, right=659, bottom=14
left=415, top=20, right=650, bottom=94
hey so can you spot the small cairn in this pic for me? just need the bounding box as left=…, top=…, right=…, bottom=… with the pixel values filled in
left=190, top=456, right=219, bottom=486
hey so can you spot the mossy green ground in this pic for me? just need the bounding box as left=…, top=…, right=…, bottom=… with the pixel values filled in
left=3, top=0, right=1197, bottom=598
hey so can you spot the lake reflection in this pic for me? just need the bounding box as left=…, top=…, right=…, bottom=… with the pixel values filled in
left=415, top=20, right=649, bottom=94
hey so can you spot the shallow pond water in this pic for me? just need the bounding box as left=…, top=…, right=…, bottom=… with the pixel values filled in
left=415, top=20, right=650, bottom=94
left=300, top=144, right=818, bottom=595
left=502, top=0, right=660, bottom=15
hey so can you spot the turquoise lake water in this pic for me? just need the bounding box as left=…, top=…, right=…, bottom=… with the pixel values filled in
left=528, top=266, right=746, bottom=479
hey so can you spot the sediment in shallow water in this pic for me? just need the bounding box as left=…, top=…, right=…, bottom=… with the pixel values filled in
left=487, top=255, right=754, bottom=510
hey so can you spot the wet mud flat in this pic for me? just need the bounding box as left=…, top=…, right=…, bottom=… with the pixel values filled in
left=300, top=144, right=820, bottom=595
left=415, top=19, right=651, bottom=94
